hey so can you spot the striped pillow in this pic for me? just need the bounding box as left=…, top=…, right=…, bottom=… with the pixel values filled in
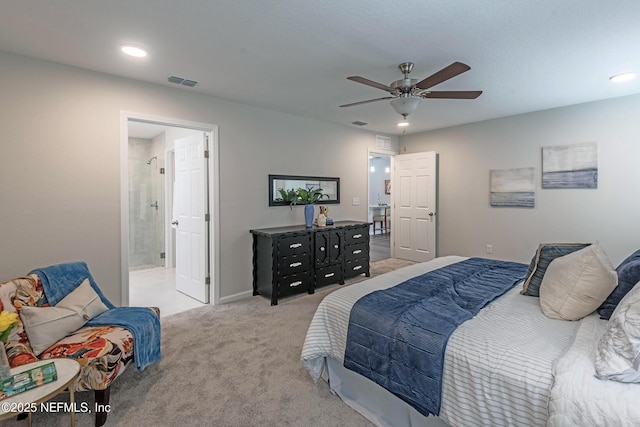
left=521, top=243, right=591, bottom=297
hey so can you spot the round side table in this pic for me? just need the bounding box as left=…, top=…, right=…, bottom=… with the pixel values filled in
left=0, top=358, right=80, bottom=426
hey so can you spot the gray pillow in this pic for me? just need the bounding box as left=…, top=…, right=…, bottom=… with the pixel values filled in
left=521, top=243, right=591, bottom=297
left=595, top=280, right=640, bottom=382
left=598, top=249, right=640, bottom=320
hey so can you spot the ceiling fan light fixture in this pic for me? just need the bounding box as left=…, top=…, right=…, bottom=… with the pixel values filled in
left=397, top=120, right=410, bottom=127
left=390, top=96, right=421, bottom=117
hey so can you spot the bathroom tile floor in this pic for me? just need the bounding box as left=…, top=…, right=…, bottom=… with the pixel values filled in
left=129, top=267, right=205, bottom=317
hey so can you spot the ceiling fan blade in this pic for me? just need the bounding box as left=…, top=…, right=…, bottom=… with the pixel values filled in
left=339, top=97, right=394, bottom=108
left=416, top=62, right=471, bottom=90
left=347, top=76, right=394, bottom=93
left=423, top=90, right=482, bottom=99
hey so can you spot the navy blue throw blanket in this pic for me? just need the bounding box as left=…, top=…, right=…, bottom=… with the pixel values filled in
left=30, top=261, right=161, bottom=371
left=343, top=258, right=527, bottom=417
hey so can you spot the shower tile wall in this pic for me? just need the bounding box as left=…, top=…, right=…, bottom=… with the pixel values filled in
left=129, top=137, right=165, bottom=270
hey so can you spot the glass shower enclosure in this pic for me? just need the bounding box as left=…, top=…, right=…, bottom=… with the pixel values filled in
left=128, top=137, right=165, bottom=271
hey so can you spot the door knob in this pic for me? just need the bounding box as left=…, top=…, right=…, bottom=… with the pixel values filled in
left=171, top=220, right=179, bottom=226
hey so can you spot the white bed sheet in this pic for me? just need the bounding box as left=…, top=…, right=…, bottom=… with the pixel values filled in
left=301, top=256, right=580, bottom=427
left=547, top=314, right=640, bottom=427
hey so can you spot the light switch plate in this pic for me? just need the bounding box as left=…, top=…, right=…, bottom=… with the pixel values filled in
left=352, top=197, right=360, bottom=206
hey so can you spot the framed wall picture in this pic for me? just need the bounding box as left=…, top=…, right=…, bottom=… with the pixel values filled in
left=542, top=142, right=598, bottom=188
left=384, top=179, right=391, bottom=194
left=490, top=167, right=535, bottom=207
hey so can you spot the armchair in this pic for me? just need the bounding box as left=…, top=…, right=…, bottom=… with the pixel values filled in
left=0, top=262, right=161, bottom=426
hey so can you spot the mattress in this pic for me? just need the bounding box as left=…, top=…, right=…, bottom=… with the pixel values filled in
left=301, top=256, right=580, bottom=427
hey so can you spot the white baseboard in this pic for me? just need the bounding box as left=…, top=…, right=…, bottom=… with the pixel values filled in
left=218, top=290, right=253, bottom=305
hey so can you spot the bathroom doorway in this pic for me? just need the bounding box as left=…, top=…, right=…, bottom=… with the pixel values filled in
left=121, top=113, right=219, bottom=314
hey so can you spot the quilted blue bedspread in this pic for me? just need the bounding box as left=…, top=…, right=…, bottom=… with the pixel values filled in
left=343, top=257, right=528, bottom=416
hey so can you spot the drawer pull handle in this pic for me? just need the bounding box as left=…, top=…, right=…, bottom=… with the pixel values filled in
left=353, top=265, right=363, bottom=271
left=290, top=243, right=302, bottom=249
left=324, top=272, right=335, bottom=278
left=353, top=234, right=362, bottom=239
left=320, top=247, right=325, bottom=252
left=290, top=262, right=302, bottom=268
left=353, top=249, right=362, bottom=254
left=290, top=281, right=302, bottom=287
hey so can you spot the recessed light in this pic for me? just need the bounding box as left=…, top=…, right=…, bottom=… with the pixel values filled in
left=397, top=120, right=410, bottom=127
left=121, top=44, right=147, bottom=58
left=609, top=72, right=636, bottom=83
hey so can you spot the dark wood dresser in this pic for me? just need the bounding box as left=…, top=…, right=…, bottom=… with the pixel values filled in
left=250, top=221, right=370, bottom=305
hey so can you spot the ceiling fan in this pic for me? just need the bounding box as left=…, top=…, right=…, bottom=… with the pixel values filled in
left=340, top=62, right=482, bottom=120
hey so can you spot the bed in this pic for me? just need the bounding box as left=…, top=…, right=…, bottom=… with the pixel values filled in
left=301, top=254, right=640, bottom=427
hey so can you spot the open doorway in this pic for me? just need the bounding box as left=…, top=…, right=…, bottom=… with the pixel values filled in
left=368, top=150, right=393, bottom=262
left=121, top=113, right=219, bottom=316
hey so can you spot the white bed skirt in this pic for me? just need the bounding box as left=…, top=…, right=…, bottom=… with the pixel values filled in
left=326, top=357, right=449, bottom=427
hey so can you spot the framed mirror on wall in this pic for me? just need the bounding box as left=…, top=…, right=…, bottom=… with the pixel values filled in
left=269, top=174, right=340, bottom=206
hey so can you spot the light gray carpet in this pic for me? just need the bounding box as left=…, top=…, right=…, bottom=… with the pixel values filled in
left=4, top=258, right=415, bottom=427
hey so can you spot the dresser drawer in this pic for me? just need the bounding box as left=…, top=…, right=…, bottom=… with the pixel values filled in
left=277, top=272, right=312, bottom=296
left=343, top=227, right=367, bottom=245
left=344, top=257, right=368, bottom=278
left=344, top=242, right=368, bottom=262
left=277, top=234, right=311, bottom=257
left=314, top=264, right=343, bottom=288
left=278, top=254, right=311, bottom=276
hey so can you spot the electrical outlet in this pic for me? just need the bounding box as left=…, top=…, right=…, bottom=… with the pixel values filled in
left=486, top=245, right=493, bottom=254
left=352, top=197, right=360, bottom=206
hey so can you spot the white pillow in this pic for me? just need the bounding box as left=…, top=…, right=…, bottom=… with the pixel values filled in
left=539, top=242, right=618, bottom=321
left=595, top=281, right=640, bottom=382
left=19, top=279, right=109, bottom=355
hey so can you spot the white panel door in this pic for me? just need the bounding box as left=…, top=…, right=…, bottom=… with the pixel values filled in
left=393, top=151, right=437, bottom=262
left=174, top=133, right=209, bottom=303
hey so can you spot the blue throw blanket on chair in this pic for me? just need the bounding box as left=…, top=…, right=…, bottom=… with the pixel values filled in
left=30, top=261, right=161, bottom=371
left=343, top=257, right=528, bottom=417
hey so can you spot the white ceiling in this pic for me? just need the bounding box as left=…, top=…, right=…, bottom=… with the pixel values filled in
left=1, top=0, right=639, bottom=135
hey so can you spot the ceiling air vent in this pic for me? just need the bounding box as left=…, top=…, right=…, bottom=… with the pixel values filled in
left=168, top=76, right=198, bottom=87
left=351, top=121, right=368, bottom=126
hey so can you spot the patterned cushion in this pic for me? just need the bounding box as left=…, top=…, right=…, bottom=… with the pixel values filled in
left=521, top=243, right=591, bottom=296
left=0, top=275, right=41, bottom=366
left=598, top=249, right=640, bottom=320
left=595, top=281, right=640, bottom=382
left=40, top=324, right=134, bottom=391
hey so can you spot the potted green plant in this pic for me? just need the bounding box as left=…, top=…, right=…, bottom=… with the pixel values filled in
left=296, top=187, right=327, bottom=228
left=277, top=187, right=327, bottom=227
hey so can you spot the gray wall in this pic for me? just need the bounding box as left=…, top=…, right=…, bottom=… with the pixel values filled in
left=400, top=94, right=640, bottom=266
left=0, top=51, right=398, bottom=304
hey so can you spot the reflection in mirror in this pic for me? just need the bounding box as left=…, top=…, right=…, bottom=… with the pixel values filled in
left=269, top=174, right=340, bottom=206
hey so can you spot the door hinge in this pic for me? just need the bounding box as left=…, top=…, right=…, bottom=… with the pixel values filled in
left=205, top=213, right=210, bottom=221
left=204, top=150, right=209, bottom=158
left=205, top=276, right=210, bottom=285
left=160, top=167, right=165, bottom=174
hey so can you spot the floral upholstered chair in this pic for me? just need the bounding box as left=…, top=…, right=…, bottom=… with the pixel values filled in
left=0, top=262, right=160, bottom=427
